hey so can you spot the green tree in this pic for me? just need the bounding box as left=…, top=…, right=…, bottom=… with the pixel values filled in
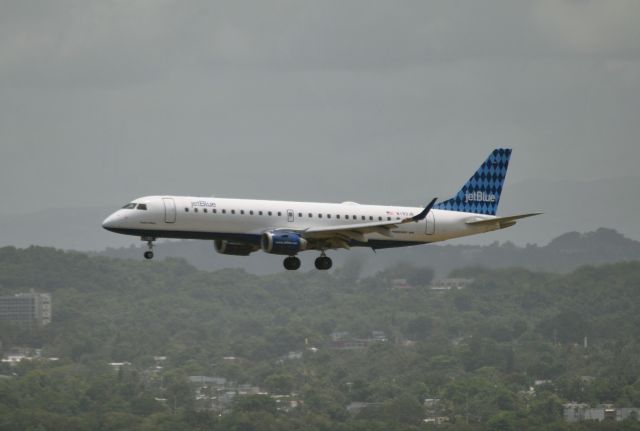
left=232, top=394, right=278, bottom=415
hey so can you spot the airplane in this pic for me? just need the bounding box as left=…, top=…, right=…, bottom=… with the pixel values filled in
left=102, top=148, right=540, bottom=270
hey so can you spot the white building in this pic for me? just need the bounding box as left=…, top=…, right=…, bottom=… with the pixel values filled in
left=564, top=403, right=640, bottom=422
left=0, top=291, right=51, bottom=326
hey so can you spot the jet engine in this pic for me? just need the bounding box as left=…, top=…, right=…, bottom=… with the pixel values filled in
left=261, top=231, right=308, bottom=255
left=214, top=240, right=258, bottom=256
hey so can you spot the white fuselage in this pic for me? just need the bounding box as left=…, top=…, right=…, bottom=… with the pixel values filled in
left=102, top=195, right=499, bottom=250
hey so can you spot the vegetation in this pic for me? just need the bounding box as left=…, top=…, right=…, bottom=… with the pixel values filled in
left=1, top=246, right=640, bottom=430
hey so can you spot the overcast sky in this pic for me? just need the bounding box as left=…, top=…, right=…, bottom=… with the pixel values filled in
left=1, top=1, right=639, bottom=215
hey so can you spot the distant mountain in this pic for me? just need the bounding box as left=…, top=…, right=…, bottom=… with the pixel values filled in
left=0, top=176, right=638, bottom=252
left=98, top=228, right=640, bottom=277
left=403, top=227, right=640, bottom=275
left=457, top=176, right=640, bottom=245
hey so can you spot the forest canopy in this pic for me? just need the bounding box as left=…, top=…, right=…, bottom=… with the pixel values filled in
left=1, top=246, right=640, bottom=430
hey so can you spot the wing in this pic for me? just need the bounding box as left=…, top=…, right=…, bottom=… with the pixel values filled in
left=297, top=198, right=438, bottom=247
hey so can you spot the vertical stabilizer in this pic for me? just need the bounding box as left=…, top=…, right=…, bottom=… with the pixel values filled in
left=434, top=148, right=512, bottom=216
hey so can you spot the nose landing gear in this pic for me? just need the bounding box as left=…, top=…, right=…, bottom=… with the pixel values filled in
left=314, top=252, right=332, bottom=270
left=283, top=256, right=301, bottom=271
left=142, top=237, right=155, bottom=260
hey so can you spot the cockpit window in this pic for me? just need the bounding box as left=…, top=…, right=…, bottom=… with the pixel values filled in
left=137, top=204, right=148, bottom=210
left=122, top=203, right=136, bottom=209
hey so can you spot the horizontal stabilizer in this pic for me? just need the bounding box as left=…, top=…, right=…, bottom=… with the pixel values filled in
left=466, top=213, right=542, bottom=228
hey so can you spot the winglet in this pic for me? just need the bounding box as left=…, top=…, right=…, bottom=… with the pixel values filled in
left=405, top=197, right=438, bottom=223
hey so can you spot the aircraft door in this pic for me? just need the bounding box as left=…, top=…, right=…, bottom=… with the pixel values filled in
left=425, top=212, right=435, bottom=235
left=287, top=209, right=294, bottom=222
left=163, top=198, right=177, bottom=223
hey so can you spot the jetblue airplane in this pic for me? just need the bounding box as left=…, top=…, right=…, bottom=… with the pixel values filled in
left=102, top=149, right=539, bottom=270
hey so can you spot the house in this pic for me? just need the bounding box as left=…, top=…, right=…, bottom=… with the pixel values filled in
left=564, top=403, right=640, bottom=422
left=108, top=362, right=131, bottom=371
left=331, top=331, right=388, bottom=350
left=1, top=347, right=43, bottom=366
left=391, top=278, right=412, bottom=289
left=188, top=376, right=227, bottom=387
left=346, top=401, right=381, bottom=415
left=429, top=278, right=474, bottom=291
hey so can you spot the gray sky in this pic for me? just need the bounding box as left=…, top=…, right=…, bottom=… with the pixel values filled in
left=1, top=1, right=639, bottom=215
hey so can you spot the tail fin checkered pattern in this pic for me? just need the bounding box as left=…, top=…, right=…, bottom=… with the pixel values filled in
left=434, top=148, right=512, bottom=216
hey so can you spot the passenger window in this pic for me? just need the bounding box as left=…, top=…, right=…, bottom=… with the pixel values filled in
left=250, top=210, right=254, bottom=215
left=361, top=216, right=365, bottom=220
left=259, top=211, right=263, bottom=215
left=213, top=209, right=217, bottom=214
left=308, top=213, right=313, bottom=218
left=327, top=214, right=331, bottom=219
left=298, top=212, right=302, bottom=217
left=387, top=217, right=391, bottom=221
left=240, top=210, right=245, bottom=215
left=194, top=208, right=198, bottom=213
left=277, top=211, right=282, bottom=216
left=185, top=208, right=189, bottom=212
left=378, top=216, right=382, bottom=221
left=318, top=214, right=322, bottom=218
left=353, top=215, right=357, bottom=219
left=204, top=208, right=208, bottom=213
left=369, top=216, right=373, bottom=220
left=336, top=215, right=340, bottom=219
left=268, top=211, right=272, bottom=216
left=222, top=209, right=226, bottom=214
left=231, top=210, right=236, bottom=214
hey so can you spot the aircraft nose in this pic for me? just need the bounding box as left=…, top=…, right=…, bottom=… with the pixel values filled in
left=102, top=213, right=119, bottom=231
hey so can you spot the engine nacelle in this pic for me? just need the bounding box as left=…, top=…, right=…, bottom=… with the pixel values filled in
left=261, top=232, right=308, bottom=255
left=214, top=240, right=258, bottom=256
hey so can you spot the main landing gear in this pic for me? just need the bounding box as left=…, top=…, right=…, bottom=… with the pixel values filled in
left=283, top=256, right=301, bottom=271
left=142, top=237, right=155, bottom=260
left=314, top=252, right=332, bottom=271
left=282, top=253, right=333, bottom=271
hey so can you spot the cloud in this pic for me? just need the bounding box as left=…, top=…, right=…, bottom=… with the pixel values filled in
left=533, top=0, right=640, bottom=56
left=0, top=1, right=195, bottom=87
left=3, top=1, right=638, bottom=89
left=0, top=0, right=639, bottom=218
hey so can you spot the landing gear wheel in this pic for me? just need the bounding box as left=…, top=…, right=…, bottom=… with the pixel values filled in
left=283, top=256, right=301, bottom=271
left=314, top=256, right=332, bottom=270
left=323, top=257, right=332, bottom=270
left=142, top=236, right=155, bottom=260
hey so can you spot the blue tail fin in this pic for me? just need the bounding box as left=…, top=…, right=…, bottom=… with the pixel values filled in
left=434, top=148, right=512, bottom=216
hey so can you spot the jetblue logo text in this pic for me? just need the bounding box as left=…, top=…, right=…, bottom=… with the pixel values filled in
left=464, top=192, right=496, bottom=203
left=191, top=200, right=216, bottom=208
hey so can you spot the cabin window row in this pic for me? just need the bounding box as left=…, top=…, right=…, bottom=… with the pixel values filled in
left=185, top=208, right=279, bottom=216
left=184, top=207, right=399, bottom=221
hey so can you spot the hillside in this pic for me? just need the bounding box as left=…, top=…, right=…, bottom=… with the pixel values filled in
left=1, top=247, right=640, bottom=430
left=99, top=227, right=640, bottom=276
